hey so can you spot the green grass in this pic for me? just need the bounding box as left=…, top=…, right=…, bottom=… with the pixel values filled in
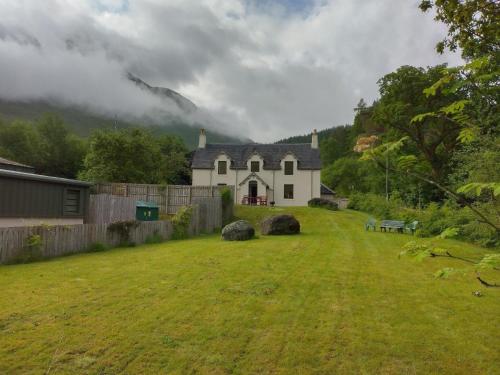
left=1, top=207, right=499, bottom=374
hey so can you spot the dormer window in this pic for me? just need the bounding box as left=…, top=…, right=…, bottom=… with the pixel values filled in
left=251, top=161, right=260, bottom=172
left=218, top=161, right=227, bottom=175
left=284, top=161, right=294, bottom=175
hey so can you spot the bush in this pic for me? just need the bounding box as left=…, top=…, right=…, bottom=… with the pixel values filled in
left=220, top=187, right=234, bottom=225
left=348, top=192, right=498, bottom=247
left=308, top=198, right=339, bottom=211
left=11, top=234, right=44, bottom=264
left=107, top=220, right=139, bottom=246
left=171, top=206, right=193, bottom=239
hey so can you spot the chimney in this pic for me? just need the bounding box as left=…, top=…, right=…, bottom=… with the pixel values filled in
left=311, top=129, right=318, bottom=149
left=198, top=128, right=206, bottom=148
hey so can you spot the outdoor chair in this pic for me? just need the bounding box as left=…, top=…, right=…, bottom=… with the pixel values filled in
left=405, top=221, right=419, bottom=235
left=365, top=218, right=376, bottom=231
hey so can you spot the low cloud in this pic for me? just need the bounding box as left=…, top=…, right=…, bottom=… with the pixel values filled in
left=0, top=0, right=461, bottom=141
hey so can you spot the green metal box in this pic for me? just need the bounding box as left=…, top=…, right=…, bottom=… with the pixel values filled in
left=135, top=201, right=159, bottom=221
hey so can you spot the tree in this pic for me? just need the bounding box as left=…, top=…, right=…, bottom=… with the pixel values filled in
left=35, top=113, right=86, bottom=178
left=0, top=114, right=86, bottom=178
left=79, top=128, right=164, bottom=183
left=419, top=0, right=500, bottom=59
left=157, top=134, right=191, bottom=184
left=319, top=126, right=356, bottom=165
left=373, top=65, right=464, bottom=183
left=322, top=157, right=385, bottom=196
left=0, top=119, right=40, bottom=165
left=79, top=128, right=190, bottom=184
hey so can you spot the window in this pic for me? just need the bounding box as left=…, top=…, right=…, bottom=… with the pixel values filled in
left=218, top=160, right=227, bottom=175
left=284, top=161, right=294, bottom=175
left=251, top=161, right=260, bottom=172
left=64, top=189, right=81, bottom=214
left=284, top=184, right=294, bottom=199
left=217, top=183, right=227, bottom=186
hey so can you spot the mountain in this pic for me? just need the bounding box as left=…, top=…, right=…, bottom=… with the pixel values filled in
left=127, top=73, right=197, bottom=114
left=0, top=76, right=247, bottom=149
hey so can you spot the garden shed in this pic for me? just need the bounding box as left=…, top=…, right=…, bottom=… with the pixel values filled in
left=136, top=201, right=159, bottom=221
left=0, top=169, right=91, bottom=227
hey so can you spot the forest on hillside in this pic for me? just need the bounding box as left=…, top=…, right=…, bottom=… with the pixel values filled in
left=282, top=1, right=499, bottom=247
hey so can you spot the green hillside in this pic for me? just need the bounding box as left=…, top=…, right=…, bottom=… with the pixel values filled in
left=0, top=100, right=245, bottom=149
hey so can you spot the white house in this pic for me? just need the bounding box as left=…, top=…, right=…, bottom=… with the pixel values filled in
left=191, top=129, right=322, bottom=206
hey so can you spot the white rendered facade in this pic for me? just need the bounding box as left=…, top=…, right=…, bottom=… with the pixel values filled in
left=191, top=130, right=321, bottom=206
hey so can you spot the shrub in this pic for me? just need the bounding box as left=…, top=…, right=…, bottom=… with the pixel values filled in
left=220, top=187, right=234, bottom=225
left=348, top=192, right=498, bottom=247
left=220, top=187, right=232, bottom=205
left=107, top=220, right=139, bottom=246
left=308, top=198, right=339, bottom=211
left=9, top=234, right=44, bottom=264
left=171, top=206, right=193, bottom=239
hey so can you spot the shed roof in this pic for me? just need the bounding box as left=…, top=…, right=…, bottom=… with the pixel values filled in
left=0, top=156, right=33, bottom=168
left=192, top=143, right=321, bottom=170
left=0, top=169, right=92, bottom=187
left=320, top=183, right=336, bottom=195
left=136, top=200, right=159, bottom=208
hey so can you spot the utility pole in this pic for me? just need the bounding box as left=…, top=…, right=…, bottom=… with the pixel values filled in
left=385, top=147, right=389, bottom=201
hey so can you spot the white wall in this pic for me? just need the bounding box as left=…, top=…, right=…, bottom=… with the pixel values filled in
left=192, top=152, right=321, bottom=206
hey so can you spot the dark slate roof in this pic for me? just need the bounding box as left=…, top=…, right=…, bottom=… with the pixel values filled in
left=320, top=183, right=336, bottom=195
left=0, top=169, right=92, bottom=187
left=192, top=143, right=321, bottom=170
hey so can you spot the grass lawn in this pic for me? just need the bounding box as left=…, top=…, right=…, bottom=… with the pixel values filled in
left=1, top=207, right=499, bottom=374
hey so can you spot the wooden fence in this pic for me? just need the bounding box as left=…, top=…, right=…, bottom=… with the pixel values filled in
left=0, top=198, right=228, bottom=264
left=88, top=194, right=136, bottom=224
left=92, top=183, right=234, bottom=214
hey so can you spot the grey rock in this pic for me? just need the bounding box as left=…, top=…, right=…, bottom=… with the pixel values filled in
left=222, top=220, right=255, bottom=241
left=261, top=215, right=300, bottom=235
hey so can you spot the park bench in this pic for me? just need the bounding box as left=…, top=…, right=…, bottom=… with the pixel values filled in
left=365, top=218, right=377, bottom=231
left=380, top=220, right=405, bottom=233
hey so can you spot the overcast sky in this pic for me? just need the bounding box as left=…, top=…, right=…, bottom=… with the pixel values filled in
left=0, top=0, right=462, bottom=142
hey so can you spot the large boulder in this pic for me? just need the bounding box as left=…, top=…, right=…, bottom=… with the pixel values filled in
left=221, top=220, right=255, bottom=241
left=261, top=215, right=300, bottom=235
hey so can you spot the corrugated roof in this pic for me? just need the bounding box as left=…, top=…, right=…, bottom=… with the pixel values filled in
left=192, top=143, right=321, bottom=170
left=0, top=169, right=92, bottom=187
left=0, top=156, right=33, bottom=168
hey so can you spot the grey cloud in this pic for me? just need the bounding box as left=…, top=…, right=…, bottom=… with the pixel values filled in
left=0, top=0, right=461, bottom=142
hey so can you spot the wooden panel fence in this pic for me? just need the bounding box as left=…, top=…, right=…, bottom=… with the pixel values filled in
left=88, top=194, right=136, bottom=224
left=92, top=183, right=234, bottom=215
left=0, top=198, right=229, bottom=264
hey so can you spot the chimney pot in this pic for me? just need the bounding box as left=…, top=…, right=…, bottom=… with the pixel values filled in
left=311, top=129, right=318, bottom=149
left=198, top=128, right=206, bottom=148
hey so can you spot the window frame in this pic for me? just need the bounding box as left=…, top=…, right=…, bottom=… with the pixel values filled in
left=218, top=160, right=227, bottom=175
left=284, top=160, right=294, bottom=175
left=250, top=161, right=260, bottom=172
left=284, top=184, right=294, bottom=199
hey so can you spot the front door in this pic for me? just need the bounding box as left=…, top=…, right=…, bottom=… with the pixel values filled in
left=248, top=181, right=258, bottom=204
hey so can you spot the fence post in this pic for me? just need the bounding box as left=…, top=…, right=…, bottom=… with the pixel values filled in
left=165, top=185, right=169, bottom=215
